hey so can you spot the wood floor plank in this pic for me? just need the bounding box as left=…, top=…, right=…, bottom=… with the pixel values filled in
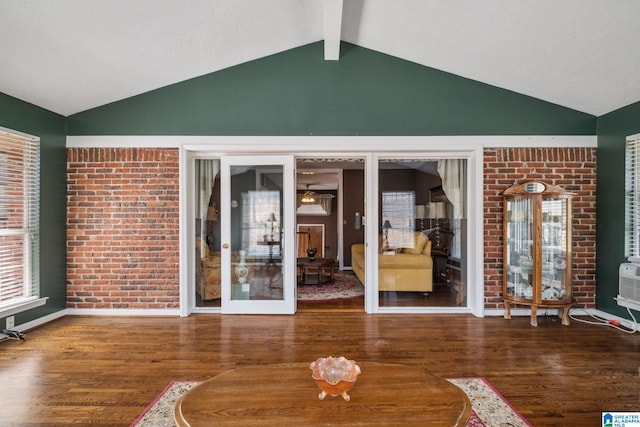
left=0, top=313, right=637, bottom=426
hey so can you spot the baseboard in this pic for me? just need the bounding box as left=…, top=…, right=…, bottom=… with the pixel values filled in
left=484, top=307, right=639, bottom=331
left=66, top=308, right=181, bottom=317
left=8, top=309, right=67, bottom=333
left=572, top=307, right=639, bottom=332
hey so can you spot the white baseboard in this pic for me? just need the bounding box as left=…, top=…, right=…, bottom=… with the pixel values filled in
left=66, top=308, right=181, bottom=317
left=8, top=309, right=67, bottom=333
left=484, top=307, right=639, bottom=331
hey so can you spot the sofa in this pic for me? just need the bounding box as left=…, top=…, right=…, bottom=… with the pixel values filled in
left=196, top=238, right=223, bottom=300
left=351, top=231, right=433, bottom=292
left=195, top=238, right=282, bottom=300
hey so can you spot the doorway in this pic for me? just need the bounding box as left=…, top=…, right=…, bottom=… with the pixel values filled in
left=181, top=138, right=481, bottom=317
left=295, top=157, right=365, bottom=311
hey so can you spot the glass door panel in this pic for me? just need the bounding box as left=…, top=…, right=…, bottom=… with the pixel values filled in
left=220, top=156, right=295, bottom=314
left=377, top=158, right=467, bottom=309
left=505, top=198, right=534, bottom=300
left=194, top=159, right=221, bottom=308
left=540, top=198, right=569, bottom=300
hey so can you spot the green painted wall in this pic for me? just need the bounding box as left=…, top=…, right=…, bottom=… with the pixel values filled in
left=0, top=93, right=67, bottom=327
left=596, top=100, right=640, bottom=317
left=68, top=42, right=596, bottom=136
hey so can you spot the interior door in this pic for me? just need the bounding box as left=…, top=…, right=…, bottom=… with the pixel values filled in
left=220, top=155, right=296, bottom=314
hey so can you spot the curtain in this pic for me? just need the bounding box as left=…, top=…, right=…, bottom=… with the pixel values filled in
left=437, top=159, right=466, bottom=219
left=195, top=160, right=219, bottom=254
left=196, top=160, right=219, bottom=220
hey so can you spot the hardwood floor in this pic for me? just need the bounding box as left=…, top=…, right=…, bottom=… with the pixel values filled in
left=0, top=313, right=638, bottom=426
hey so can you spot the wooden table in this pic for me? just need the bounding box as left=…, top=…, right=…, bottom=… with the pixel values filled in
left=296, top=257, right=334, bottom=285
left=174, top=362, right=471, bottom=426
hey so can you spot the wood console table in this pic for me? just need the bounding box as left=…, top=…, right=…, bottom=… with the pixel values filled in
left=174, top=362, right=471, bottom=426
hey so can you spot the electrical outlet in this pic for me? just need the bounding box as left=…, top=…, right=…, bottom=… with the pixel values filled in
left=6, top=316, right=14, bottom=329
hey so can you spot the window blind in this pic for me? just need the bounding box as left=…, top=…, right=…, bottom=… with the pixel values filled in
left=625, top=136, right=640, bottom=259
left=0, top=129, right=39, bottom=309
left=382, top=191, right=415, bottom=248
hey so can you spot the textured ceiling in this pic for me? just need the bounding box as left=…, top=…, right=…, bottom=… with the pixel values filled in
left=1, top=0, right=639, bottom=117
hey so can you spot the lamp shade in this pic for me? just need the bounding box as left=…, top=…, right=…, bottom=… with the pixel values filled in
left=428, top=202, right=446, bottom=219
left=383, top=219, right=392, bottom=230
left=415, top=205, right=426, bottom=219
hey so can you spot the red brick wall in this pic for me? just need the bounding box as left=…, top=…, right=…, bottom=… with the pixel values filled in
left=66, top=148, right=180, bottom=309
left=484, top=147, right=597, bottom=310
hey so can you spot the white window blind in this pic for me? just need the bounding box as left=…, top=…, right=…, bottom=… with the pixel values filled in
left=0, top=128, right=40, bottom=311
left=382, top=191, right=415, bottom=248
left=242, top=191, right=280, bottom=258
left=626, top=136, right=640, bottom=259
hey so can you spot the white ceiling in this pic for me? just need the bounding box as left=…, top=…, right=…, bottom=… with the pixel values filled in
left=1, top=0, right=639, bottom=117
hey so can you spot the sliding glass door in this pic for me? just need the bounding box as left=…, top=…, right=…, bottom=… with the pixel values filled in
left=375, top=157, right=467, bottom=309
left=219, top=155, right=296, bottom=314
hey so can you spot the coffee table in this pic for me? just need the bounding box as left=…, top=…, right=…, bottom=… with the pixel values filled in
left=296, top=257, right=334, bottom=285
left=174, top=362, right=471, bottom=426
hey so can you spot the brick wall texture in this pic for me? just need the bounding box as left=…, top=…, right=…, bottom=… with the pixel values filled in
left=484, top=147, right=597, bottom=310
left=66, top=148, right=180, bottom=309
left=66, top=146, right=596, bottom=311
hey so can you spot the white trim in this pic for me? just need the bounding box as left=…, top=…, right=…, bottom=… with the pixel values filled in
left=0, top=297, right=48, bottom=319
left=580, top=308, right=639, bottom=332
left=469, top=147, right=485, bottom=317
left=66, top=308, right=181, bottom=316
left=6, top=308, right=66, bottom=333
left=485, top=308, right=639, bottom=332
left=67, top=135, right=597, bottom=149
left=377, top=306, right=473, bottom=314
left=484, top=308, right=562, bottom=317
left=364, top=153, right=375, bottom=313
left=179, top=148, right=193, bottom=317
left=190, top=307, right=221, bottom=314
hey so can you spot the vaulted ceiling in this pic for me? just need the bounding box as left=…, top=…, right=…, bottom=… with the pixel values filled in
left=1, top=0, right=639, bottom=117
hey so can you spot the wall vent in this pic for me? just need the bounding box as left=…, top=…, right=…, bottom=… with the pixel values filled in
left=617, top=263, right=640, bottom=311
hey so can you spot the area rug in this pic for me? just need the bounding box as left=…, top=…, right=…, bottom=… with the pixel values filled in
left=131, top=377, right=531, bottom=427
left=297, top=271, right=364, bottom=302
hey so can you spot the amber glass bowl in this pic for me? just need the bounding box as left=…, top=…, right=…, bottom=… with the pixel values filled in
left=310, top=356, right=361, bottom=401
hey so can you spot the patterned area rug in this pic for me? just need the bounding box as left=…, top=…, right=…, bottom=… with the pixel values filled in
left=131, top=377, right=530, bottom=427
left=297, top=271, right=364, bottom=302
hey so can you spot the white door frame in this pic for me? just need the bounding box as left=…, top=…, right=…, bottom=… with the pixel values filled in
left=179, top=137, right=484, bottom=318
left=219, top=155, right=296, bottom=314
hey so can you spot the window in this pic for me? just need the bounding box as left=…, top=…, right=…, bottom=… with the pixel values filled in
left=242, top=190, right=281, bottom=258
left=0, top=128, right=40, bottom=313
left=381, top=191, right=415, bottom=248
left=626, top=135, right=640, bottom=259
